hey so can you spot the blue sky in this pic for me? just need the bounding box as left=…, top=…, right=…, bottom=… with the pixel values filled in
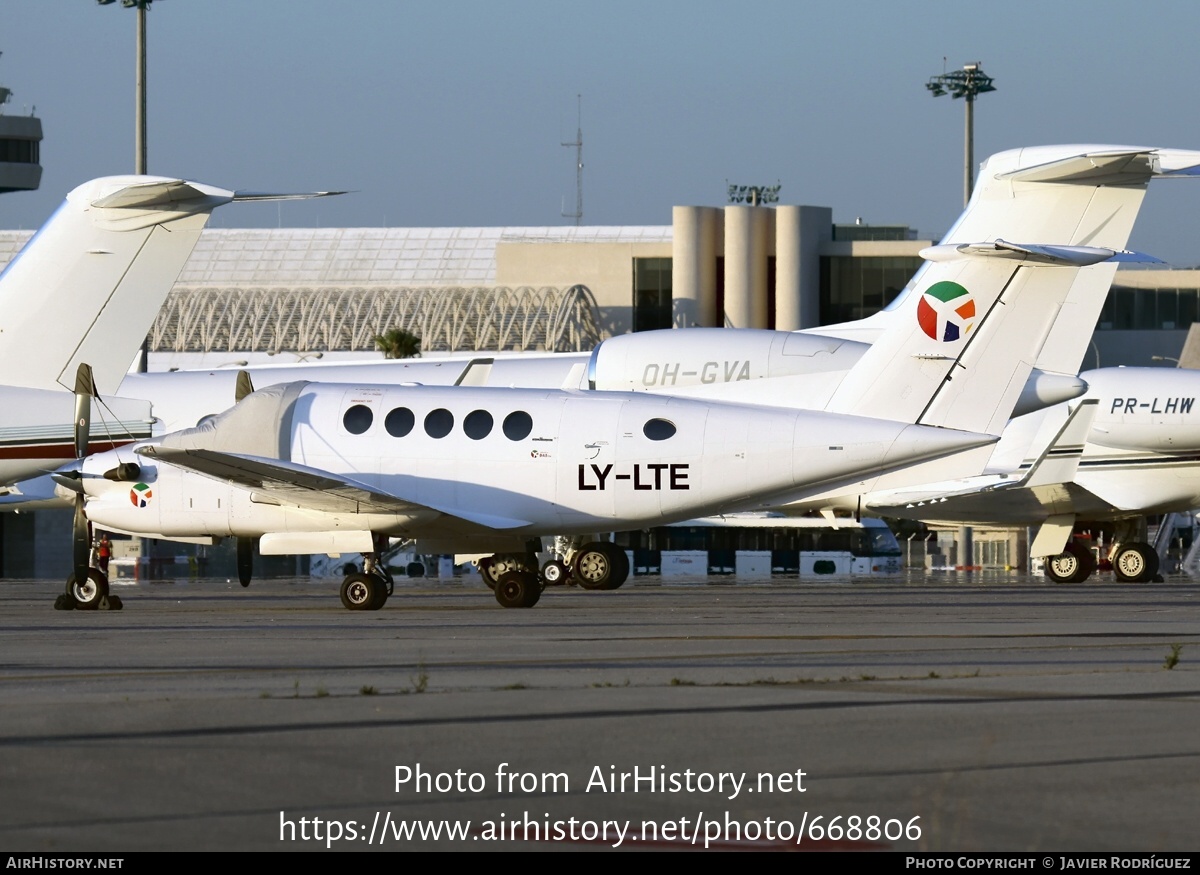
left=4, top=1, right=1200, bottom=263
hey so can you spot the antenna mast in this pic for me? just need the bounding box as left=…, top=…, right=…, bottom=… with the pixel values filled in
left=561, top=94, right=583, bottom=225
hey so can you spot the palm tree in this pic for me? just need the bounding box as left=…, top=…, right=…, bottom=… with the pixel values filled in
left=374, top=328, right=421, bottom=359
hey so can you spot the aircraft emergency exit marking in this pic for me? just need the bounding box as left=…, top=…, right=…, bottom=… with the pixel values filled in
left=1110, top=397, right=1195, bottom=414
left=577, top=463, right=690, bottom=490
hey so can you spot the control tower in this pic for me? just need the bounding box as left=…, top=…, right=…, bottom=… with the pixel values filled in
left=0, top=62, right=42, bottom=194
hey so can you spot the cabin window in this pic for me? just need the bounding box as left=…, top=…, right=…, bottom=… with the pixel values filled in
left=343, top=404, right=373, bottom=435
left=503, top=411, right=533, bottom=441
left=464, top=409, right=494, bottom=440
left=424, top=408, right=454, bottom=438
left=643, top=418, right=676, bottom=441
left=385, top=407, right=415, bottom=437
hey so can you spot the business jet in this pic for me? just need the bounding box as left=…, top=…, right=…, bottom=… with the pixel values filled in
left=856, top=365, right=1200, bottom=583
left=66, top=228, right=1122, bottom=609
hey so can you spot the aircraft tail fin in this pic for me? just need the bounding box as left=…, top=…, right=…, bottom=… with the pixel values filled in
left=825, top=241, right=1124, bottom=436
left=0, top=176, right=341, bottom=397
left=808, top=145, right=1200, bottom=373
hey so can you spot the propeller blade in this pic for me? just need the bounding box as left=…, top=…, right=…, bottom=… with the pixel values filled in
left=73, top=364, right=96, bottom=460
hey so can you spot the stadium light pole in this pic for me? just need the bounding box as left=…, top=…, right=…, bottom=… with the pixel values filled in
left=926, top=62, right=996, bottom=207
left=97, top=0, right=156, bottom=175
left=98, top=0, right=158, bottom=372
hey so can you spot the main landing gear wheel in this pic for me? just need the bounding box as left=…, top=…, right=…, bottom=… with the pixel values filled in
left=65, top=569, right=110, bottom=610
left=494, top=570, right=541, bottom=608
left=1044, top=542, right=1095, bottom=584
left=574, top=542, right=623, bottom=590
left=478, top=554, right=533, bottom=590
left=604, top=544, right=630, bottom=590
left=1112, top=542, right=1159, bottom=583
left=540, top=559, right=570, bottom=586
left=340, top=572, right=386, bottom=611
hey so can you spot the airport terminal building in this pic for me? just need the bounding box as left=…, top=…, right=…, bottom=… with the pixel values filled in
left=2, top=201, right=1190, bottom=370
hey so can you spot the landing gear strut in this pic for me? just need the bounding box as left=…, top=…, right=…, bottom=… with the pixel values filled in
left=339, top=536, right=394, bottom=611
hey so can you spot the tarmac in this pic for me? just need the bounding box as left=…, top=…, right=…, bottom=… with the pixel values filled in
left=0, top=571, right=1198, bottom=852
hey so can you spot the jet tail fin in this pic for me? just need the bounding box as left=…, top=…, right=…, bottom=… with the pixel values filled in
left=825, top=242, right=1121, bottom=437
left=0, top=176, right=342, bottom=397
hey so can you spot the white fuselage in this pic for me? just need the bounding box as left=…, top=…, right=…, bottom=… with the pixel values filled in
left=79, top=382, right=989, bottom=552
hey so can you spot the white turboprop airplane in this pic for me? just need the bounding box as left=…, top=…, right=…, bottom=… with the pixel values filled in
left=0, top=175, right=339, bottom=484
left=65, top=227, right=1123, bottom=610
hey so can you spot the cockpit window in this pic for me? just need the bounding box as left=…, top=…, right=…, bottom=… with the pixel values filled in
left=643, top=418, right=676, bottom=441
left=343, top=404, right=373, bottom=435
left=502, top=411, right=533, bottom=441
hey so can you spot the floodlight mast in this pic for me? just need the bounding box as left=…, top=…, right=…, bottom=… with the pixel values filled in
left=97, top=0, right=156, bottom=175
left=926, top=62, right=996, bottom=206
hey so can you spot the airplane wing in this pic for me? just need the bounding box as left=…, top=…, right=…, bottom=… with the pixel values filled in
left=136, top=446, right=532, bottom=530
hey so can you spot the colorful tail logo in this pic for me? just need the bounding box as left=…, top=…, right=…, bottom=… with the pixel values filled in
left=917, top=281, right=976, bottom=342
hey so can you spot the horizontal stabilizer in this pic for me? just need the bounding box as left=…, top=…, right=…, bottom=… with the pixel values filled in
left=921, top=240, right=1119, bottom=266
left=232, top=189, right=347, bottom=202
left=999, top=150, right=1159, bottom=185
left=90, top=179, right=233, bottom=209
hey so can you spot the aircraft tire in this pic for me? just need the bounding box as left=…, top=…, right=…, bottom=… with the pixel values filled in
left=65, top=569, right=109, bottom=610
left=600, top=544, right=630, bottom=590
left=495, top=570, right=540, bottom=608
left=1113, top=542, right=1159, bottom=583
left=540, top=559, right=570, bottom=586
left=340, top=573, right=382, bottom=611
left=1044, top=542, right=1094, bottom=584
left=406, top=562, right=425, bottom=579
left=573, top=543, right=613, bottom=590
